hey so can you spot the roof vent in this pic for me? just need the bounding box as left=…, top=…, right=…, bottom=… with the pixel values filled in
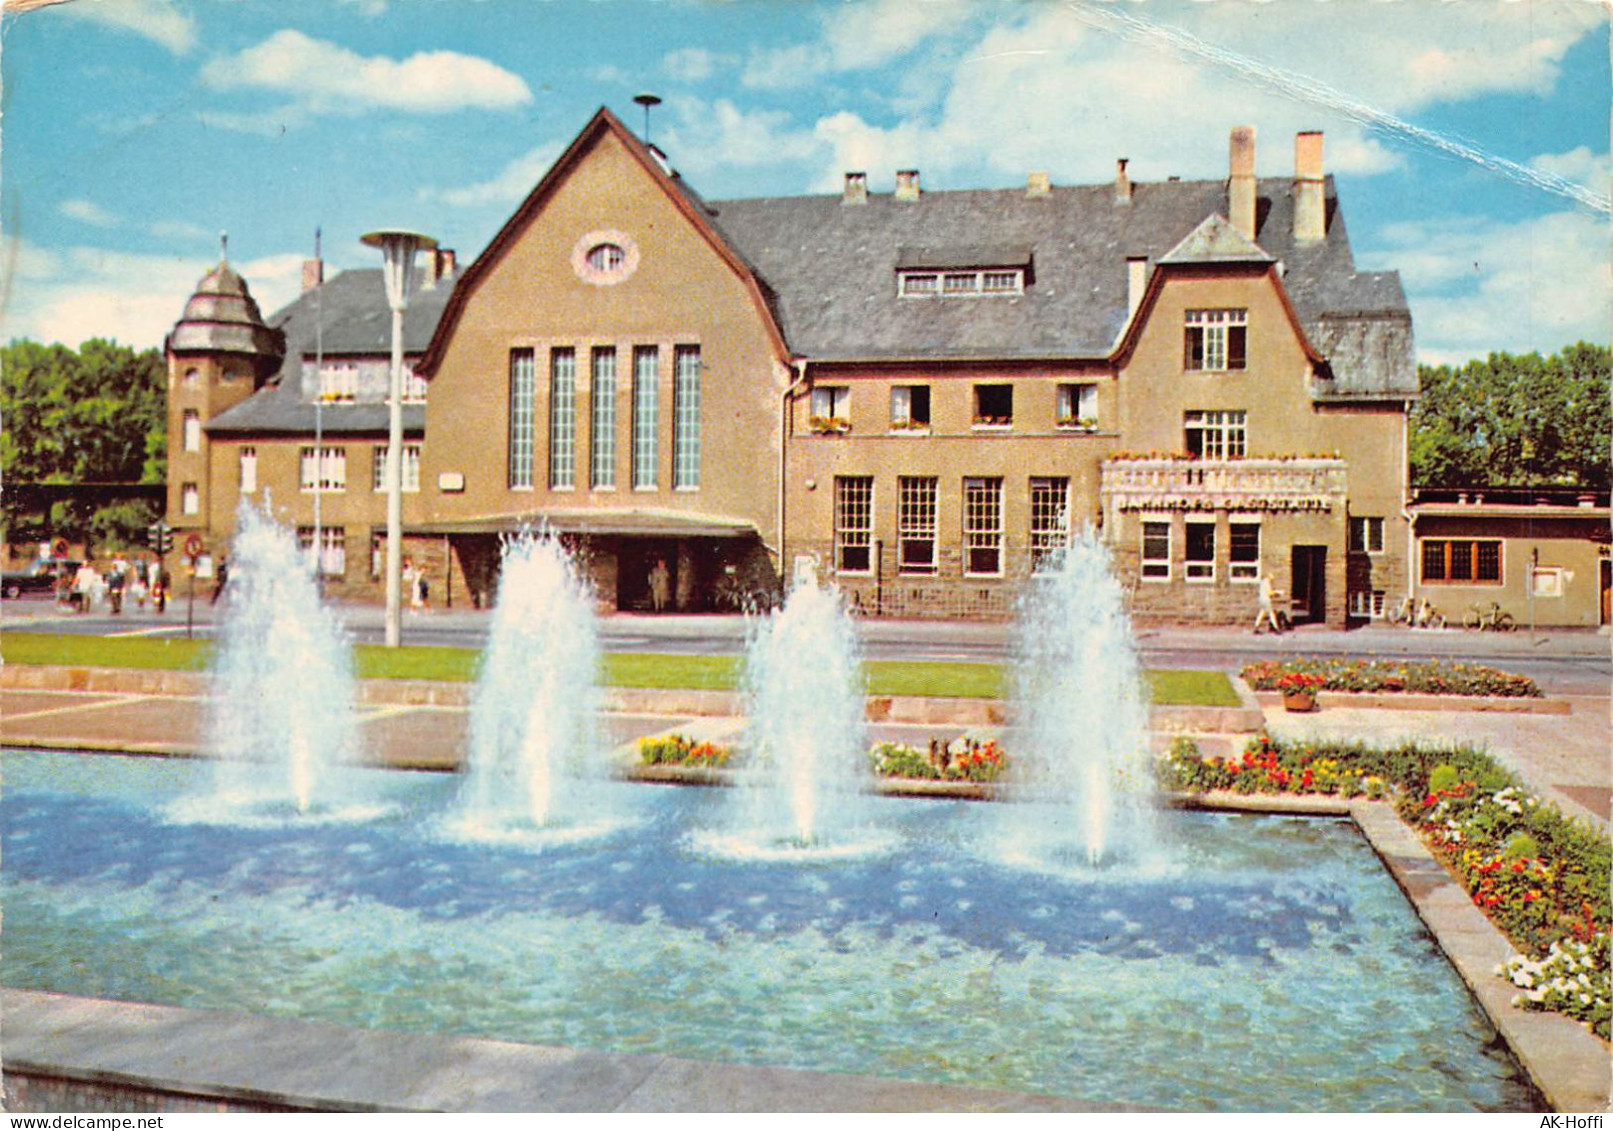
left=1114, top=158, right=1132, bottom=205
left=895, top=169, right=921, bottom=201
left=1027, top=171, right=1051, bottom=198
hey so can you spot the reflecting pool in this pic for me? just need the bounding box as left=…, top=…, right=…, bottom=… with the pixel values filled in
left=1, top=750, right=1532, bottom=1111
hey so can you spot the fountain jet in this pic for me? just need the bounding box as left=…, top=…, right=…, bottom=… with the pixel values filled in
left=1007, top=526, right=1156, bottom=864
left=200, top=499, right=360, bottom=817
left=459, top=530, right=603, bottom=832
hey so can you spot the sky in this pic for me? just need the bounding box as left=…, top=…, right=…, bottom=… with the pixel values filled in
left=1, top=0, right=1607, bottom=366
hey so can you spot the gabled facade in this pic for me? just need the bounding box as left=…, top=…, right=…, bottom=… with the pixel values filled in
left=167, top=111, right=1424, bottom=626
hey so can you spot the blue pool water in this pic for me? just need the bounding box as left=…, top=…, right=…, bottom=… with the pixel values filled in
left=1, top=750, right=1532, bottom=1111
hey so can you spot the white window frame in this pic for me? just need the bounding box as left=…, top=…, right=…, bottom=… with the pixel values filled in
left=810, top=386, right=850, bottom=432
left=632, top=346, right=659, bottom=490
left=1185, top=410, right=1247, bottom=459
left=900, top=269, right=1023, bottom=297
left=299, top=526, right=346, bottom=578
left=1141, top=519, right=1171, bottom=581
left=299, top=446, right=346, bottom=493
left=1349, top=589, right=1387, bottom=619
left=181, top=482, right=200, bottom=516
left=549, top=348, right=576, bottom=491
left=899, top=273, right=939, bottom=297
left=898, top=476, right=939, bottom=575
left=591, top=347, right=617, bottom=490
left=182, top=409, right=201, bottom=452
left=963, top=477, right=1004, bottom=577
left=889, top=385, right=930, bottom=431
left=509, top=349, right=536, bottom=490
left=319, top=362, right=358, bottom=403
left=402, top=364, right=428, bottom=404
left=1185, top=308, right=1248, bottom=372
left=672, top=346, right=701, bottom=491
left=1029, top=477, right=1070, bottom=570
left=239, top=447, right=258, bottom=494
left=1185, top=520, right=1216, bottom=582
left=1349, top=516, right=1385, bottom=554
left=1056, top=384, right=1098, bottom=429
left=373, top=443, right=421, bottom=493
left=834, top=476, right=874, bottom=576
left=1228, top=520, right=1261, bottom=582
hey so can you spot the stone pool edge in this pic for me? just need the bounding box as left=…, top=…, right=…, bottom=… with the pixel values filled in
left=0, top=988, right=1140, bottom=1114
left=1341, top=800, right=1610, bottom=1114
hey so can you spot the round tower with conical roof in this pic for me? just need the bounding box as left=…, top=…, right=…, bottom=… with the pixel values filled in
left=164, top=243, right=285, bottom=538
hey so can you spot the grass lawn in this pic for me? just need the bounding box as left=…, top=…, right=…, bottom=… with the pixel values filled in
left=0, top=631, right=1238, bottom=706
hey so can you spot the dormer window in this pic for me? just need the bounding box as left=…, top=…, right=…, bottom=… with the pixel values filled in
left=319, top=362, right=358, bottom=402
left=895, top=244, right=1031, bottom=299
left=900, top=268, right=1024, bottom=297
left=901, top=273, right=939, bottom=297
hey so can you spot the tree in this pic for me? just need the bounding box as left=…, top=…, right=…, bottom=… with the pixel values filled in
left=1411, top=342, right=1610, bottom=490
left=1, top=337, right=167, bottom=547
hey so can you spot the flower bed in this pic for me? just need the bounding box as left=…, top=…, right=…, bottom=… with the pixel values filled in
left=637, top=734, right=735, bottom=768
left=1242, top=658, right=1542, bottom=698
left=869, top=738, right=1007, bottom=783
left=1160, top=733, right=1611, bottom=1037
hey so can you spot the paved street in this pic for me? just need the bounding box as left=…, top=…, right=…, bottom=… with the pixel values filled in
left=7, top=589, right=1609, bottom=695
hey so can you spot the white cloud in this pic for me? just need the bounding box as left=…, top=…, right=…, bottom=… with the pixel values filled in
left=663, top=47, right=735, bottom=84
left=424, top=142, right=565, bottom=209
left=1530, top=146, right=1612, bottom=195
left=61, top=0, right=197, bottom=56
left=665, top=100, right=819, bottom=172
left=1361, top=211, right=1613, bottom=365
left=742, top=0, right=976, bottom=89
left=337, top=0, right=389, bottom=15
left=60, top=199, right=118, bottom=227
left=200, top=30, right=532, bottom=116
left=0, top=239, right=304, bottom=351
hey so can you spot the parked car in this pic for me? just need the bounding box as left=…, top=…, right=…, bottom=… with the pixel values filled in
left=2, top=558, right=82, bottom=599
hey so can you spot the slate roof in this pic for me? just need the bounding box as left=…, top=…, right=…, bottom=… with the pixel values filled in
left=701, top=173, right=1416, bottom=398
left=206, top=267, right=456, bottom=436
left=167, top=261, right=284, bottom=358
left=205, top=157, right=1416, bottom=435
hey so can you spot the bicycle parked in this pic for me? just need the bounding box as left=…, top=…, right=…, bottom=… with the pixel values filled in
left=1462, top=601, right=1515, bottom=632
left=1387, top=594, right=1445, bottom=629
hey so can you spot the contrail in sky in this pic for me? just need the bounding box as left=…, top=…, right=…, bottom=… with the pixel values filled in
left=1065, top=0, right=1611, bottom=216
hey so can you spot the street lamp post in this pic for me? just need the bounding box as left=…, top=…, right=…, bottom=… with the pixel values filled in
left=361, top=228, right=437, bottom=648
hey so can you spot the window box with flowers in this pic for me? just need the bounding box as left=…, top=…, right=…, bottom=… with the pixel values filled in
left=1276, top=672, right=1325, bottom=712
left=1056, top=416, right=1100, bottom=433
left=808, top=416, right=851, bottom=436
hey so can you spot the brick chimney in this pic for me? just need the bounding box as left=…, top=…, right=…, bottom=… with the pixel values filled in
left=1294, top=131, right=1325, bottom=242
left=895, top=169, right=921, bottom=201
left=1228, top=126, right=1257, bottom=241
left=843, top=172, right=868, bottom=205
left=301, top=257, right=324, bottom=292
left=1114, top=158, right=1132, bottom=205
left=1027, top=171, right=1051, bottom=198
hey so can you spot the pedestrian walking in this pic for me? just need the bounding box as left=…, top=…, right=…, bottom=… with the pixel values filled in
left=1253, top=573, right=1284, bottom=635
left=648, top=559, right=670, bottom=613
left=211, top=556, right=229, bottom=606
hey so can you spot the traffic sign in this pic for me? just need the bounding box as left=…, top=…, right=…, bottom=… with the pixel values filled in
left=185, top=534, right=204, bottom=558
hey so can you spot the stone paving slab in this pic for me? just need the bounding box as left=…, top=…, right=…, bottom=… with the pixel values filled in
left=1, top=990, right=1121, bottom=1113
left=1266, top=697, right=1611, bottom=828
